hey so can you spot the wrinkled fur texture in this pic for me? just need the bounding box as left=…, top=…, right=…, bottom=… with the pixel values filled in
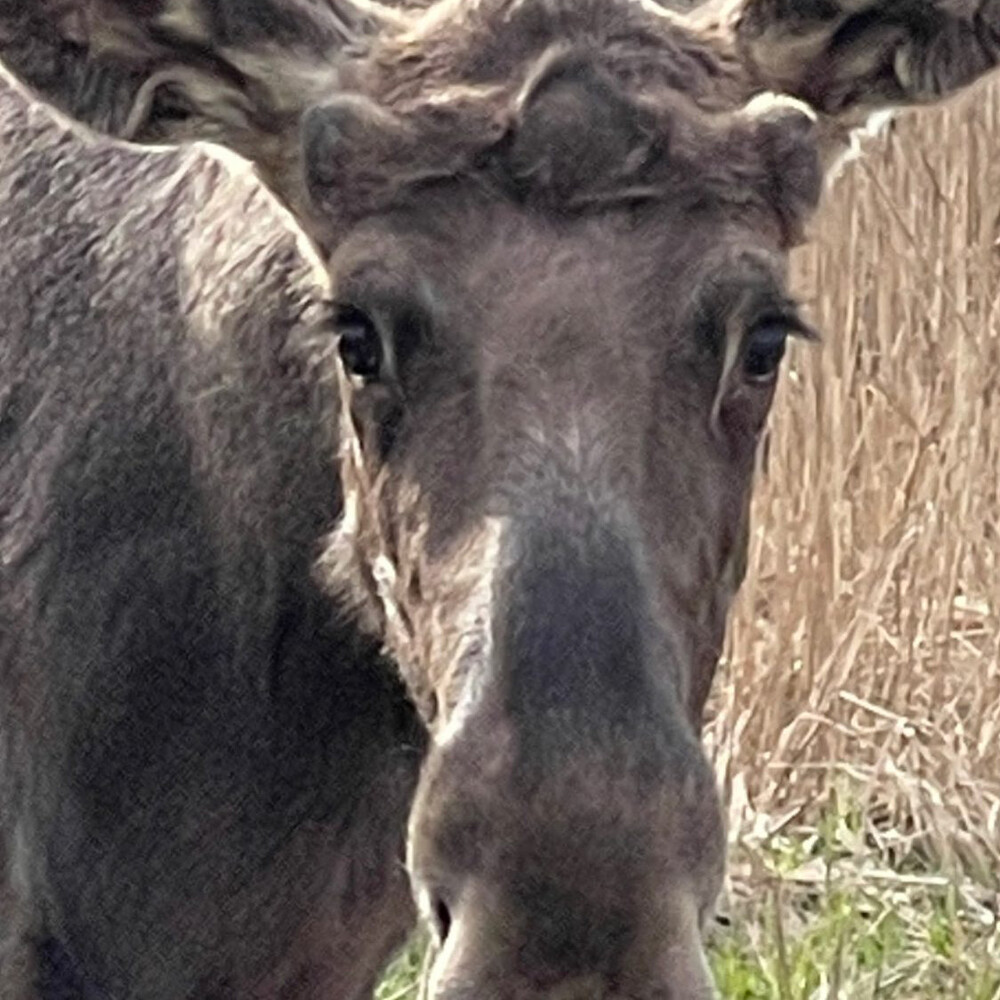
left=4, top=1, right=1000, bottom=999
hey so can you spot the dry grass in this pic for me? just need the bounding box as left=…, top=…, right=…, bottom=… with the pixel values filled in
left=707, top=84, right=1000, bottom=896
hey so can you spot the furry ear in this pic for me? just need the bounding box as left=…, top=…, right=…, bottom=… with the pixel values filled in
left=725, top=0, right=1000, bottom=118
left=0, top=0, right=402, bottom=207
left=303, top=94, right=414, bottom=199
left=739, top=92, right=822, bottom=242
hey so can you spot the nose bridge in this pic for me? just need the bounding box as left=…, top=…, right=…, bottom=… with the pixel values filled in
left=494, top=508, right=673, bottom=743
left=485, top=512, right=707, bottom=907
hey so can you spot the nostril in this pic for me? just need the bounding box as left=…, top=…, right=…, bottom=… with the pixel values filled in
left=432, top=895, right=452, bottom=944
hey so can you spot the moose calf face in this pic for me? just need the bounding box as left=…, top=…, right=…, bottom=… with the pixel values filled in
left=314, top=29, right=822, bottom=999
left=291, top=0, right=1000, bottom=995
left=5, top=0, right=1000, bottom=998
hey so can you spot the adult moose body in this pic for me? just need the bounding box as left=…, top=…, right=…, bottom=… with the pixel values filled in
left=1, top=1, right=999, bottom=999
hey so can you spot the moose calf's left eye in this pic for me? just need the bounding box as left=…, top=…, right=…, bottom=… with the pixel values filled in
left=743, top=323, right=788, bottom=382
left=335, top=304, right=383, bottom=381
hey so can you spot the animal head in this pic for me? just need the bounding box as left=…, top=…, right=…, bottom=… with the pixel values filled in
left=6, top=1, right=997, bottom=995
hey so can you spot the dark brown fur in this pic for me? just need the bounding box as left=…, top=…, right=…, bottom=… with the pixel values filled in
left=2, top=1, right=1000, bottom=999
left=0, top=67, right=421, bottom=1000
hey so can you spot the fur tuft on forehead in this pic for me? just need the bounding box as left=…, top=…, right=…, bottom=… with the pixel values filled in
left=303, top=1, right=821, bottom=240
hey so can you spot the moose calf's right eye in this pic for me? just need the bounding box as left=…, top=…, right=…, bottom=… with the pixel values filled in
left=742, top=322, right=788, bottom=383
left=335, top=304, right=383, bottom=381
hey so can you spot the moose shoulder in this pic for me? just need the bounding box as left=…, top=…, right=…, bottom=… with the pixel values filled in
left=0, top=66, right=422, bottom=1000
left=2, top=1, right=1000, bottom=999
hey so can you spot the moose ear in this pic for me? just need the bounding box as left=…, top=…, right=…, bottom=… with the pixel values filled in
left=301, top=94, right=416, bottom=230
left=740, top=92, right=823, bottom=241
left=726, top=0, right=1000, bottom=118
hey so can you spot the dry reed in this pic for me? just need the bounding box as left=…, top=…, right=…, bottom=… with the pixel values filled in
left=706, top=82, right=1000, bottom=891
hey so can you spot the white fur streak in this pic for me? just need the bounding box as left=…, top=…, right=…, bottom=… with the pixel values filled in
left=829, top=108, right=898, bottom=178
left=433, top=517, right=504, bottom=748
left=372, top=553, right=406, bottom=635
left=741, top=90, right=818, bottom=123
